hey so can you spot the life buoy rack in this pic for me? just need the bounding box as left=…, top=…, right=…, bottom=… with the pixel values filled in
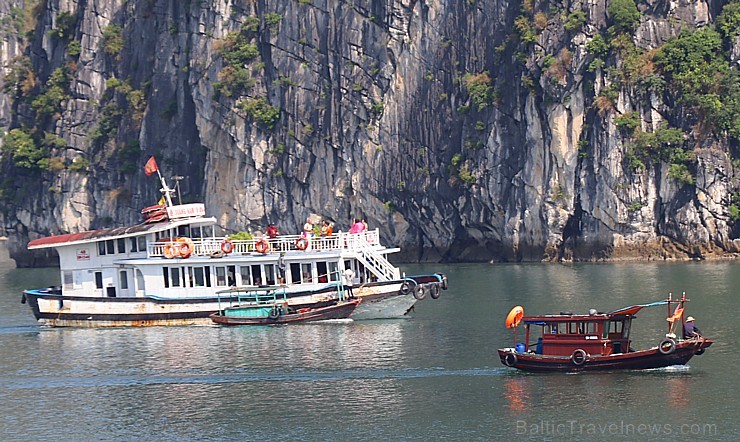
left=504, top=352, right=518, bottom=367
left=221, top=239, right=234, bottom=254
left=658, top=338, right=676, bottom=355
left=255, top=238, right=269, bottom=254
left=571, top=349, right=588, bottom=365
left=413, top=284, right=427, bottom=300
left=505, top=306, right=524, bottom=328
left=296, top=237, right=309, bottom=250
left=429, top=284, right=441, bottom=299
left=177, top=237, right=195, bottom=259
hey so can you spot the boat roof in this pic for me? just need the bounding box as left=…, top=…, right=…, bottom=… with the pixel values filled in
left=27, top=216, right=217, bottom=250
left=522, top=300, right=671, bottom=323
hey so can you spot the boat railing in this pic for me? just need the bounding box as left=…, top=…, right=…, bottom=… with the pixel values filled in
left=351, top=235, right=400, bottom=281
left=147, top=229, right=384, bottom=258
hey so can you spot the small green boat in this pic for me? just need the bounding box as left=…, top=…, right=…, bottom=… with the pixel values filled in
left=210, top=285, right=360, bottom=325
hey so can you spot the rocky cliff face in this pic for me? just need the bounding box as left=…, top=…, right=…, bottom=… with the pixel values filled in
left=1, top=0, right=738, bottom=266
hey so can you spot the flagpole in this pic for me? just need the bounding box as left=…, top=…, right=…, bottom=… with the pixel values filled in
left=157, top=169, right=174, bottom=207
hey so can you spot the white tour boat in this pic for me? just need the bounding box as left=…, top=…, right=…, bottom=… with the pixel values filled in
left=21, top=165, right=448, bottom=327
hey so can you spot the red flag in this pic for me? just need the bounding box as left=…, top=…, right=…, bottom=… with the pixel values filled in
left=144, top=156, right=159, bottom=176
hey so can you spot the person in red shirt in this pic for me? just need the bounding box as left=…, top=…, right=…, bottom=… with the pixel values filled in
left=266, top=224, right=278, bottom=238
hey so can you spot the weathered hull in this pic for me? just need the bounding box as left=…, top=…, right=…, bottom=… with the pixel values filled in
left=210, top=300, right=360, bottom=325
left=497, top=340, right=713, bottom=373
left=22, top=276, right=446, bottom=327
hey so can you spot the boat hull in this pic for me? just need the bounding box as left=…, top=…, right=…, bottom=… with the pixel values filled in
left=210, top=300, right=360, bottom=325
left=22, top=276, right=445, bottom=327
left=497, top=339, right=713, bottom=372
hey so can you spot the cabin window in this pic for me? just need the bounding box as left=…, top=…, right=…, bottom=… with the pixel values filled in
left=328, top=262, right=339, bottom=282
left=586, top=322, right=598, bottom=334
left=189, top=266, right=210, bottom=287
left=227, top=266, right=236, bottom=286
left=130, top=236, right=148, bottom=253
left=106, top=240, right=115, bottom=254
left=239, top=266, right=250, bottom=285
left=317, top=262, right=328, bottom=283
left=290, top=263, right=301, bottom=284
left=603, top=320, right=624, bottom=338
left=117, top=238, right=126, bottom=254
left=622, top=320, right=631, bottom=338
left=264, top=264, right=276, bottom=285
left=94, top=272, right=103, bottom=289
left=120, top=271, right=129, bottom=289
left=215, top=267, right=227, bottom=286
left=301, top=263, right=312, bottom=283
left=98, top=241, right=106, bottom=256
left=63, top=271, right=74, bottom=290
left=250, top=265, right=262, bottom=286
left=170, top=267, right=182, bottom=287
left=177, top=225, right=191, bottom=237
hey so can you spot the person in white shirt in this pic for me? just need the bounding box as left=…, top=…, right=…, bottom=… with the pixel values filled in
left=343, top=267, right=355, bottom=298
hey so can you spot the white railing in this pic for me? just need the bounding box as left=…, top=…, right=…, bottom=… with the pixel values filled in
left=147, top=229, right=384, bottom=258
left=350, top=234, right=400, bottom=281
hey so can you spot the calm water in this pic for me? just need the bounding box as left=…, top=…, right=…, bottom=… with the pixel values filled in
left=0, top=242, right=737, bottom=441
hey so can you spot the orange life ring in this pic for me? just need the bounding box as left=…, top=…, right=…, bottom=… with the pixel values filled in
left=505, top=306, right=524, bottom=328
left=255, top=238, right=269, bottom=254
left=296, top=237, right=309, bottom=250
left=163, top=240, right=177, bottom=259
left=221, top=239, right=234, bottom=254
left=177, top=237, right=194, bottom=259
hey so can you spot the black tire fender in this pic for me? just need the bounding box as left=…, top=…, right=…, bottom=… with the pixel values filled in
left=694, top=347, right=705, bottom=356
left=430, top=284, right=441, bottom=299
left=268, top=307, right=280, bottom=320
left=658, top=338, right=676, bottom=355
left=571, top=349, right=588, bottom=365
left=399, top=281, right=412, bottom=296
left=504, top=352, right=517, bottom=367
left=413, top=284, right=427, bottom=300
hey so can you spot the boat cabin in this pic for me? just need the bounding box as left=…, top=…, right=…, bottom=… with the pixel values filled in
left=522, top=313, right=633, bottom=357
left=27, top=203, right=398, bottom=300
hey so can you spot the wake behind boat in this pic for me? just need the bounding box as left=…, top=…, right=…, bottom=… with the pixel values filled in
left=497, top=293, right=712, bottom=372
left=21, top=158, right=448, bottom=327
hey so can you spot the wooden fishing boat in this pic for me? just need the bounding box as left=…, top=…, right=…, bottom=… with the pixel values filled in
left=209, top=285, right=360, bottom=325
left=497, top=293, right=713, bottom=372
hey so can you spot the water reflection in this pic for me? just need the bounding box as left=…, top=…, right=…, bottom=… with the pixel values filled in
left=502, top=377, right=529, bottom=412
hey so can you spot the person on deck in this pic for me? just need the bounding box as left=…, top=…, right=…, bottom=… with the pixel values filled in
left=303, top=218, right=313, bottom=237
left=343, top=267, right=355, bottom=299
left=266, top=224, right=279, bottom=238
left=683, top=316, right=702, bottom=339
left=277, top=252, right=286, bottom=284
left=349, top=218, right=365, bottom=234
left=321, top=220, right=334, bottom=237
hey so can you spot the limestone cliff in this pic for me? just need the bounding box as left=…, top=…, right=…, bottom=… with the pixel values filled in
left=1, top=0, right=738, bottom=266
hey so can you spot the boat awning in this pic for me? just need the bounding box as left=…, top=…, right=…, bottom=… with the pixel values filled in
left=608, top=301, right=669, bottom=316
left=27, top=216, right=217, bottom=250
